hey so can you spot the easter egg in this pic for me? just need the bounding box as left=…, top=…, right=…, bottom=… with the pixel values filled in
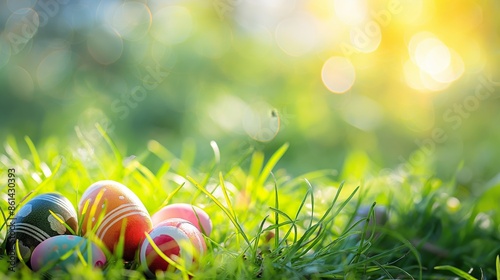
left=78, top=180, right=152, bottom=260
left=7, top=193, right=78, bottom=265
left=31, top=235, right=106, bottom=272
left=152, top=203, right=212, bottom=236
left=140, top=218, right=207, bottom=276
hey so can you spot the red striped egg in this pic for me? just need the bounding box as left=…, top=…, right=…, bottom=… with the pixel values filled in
left=7, top=193, right=78, bottom=267
left=152, top=203, right=212, bottom=236
left=78, top=180, right=152, bottom=260
left=140, top=218, right=206, bottom=276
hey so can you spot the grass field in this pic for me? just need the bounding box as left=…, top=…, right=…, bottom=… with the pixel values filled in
left=1, top=131, right=500, bottom=280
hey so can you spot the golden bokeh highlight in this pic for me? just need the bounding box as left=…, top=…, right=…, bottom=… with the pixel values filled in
left=406, top=32, right=464, bottom=92
left=321, top=56, right=356, bottom=94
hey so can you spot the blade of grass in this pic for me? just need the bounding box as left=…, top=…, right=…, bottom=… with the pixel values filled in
left=302, top=179, right=314, bottom=230
left=268, top=207, right=297, bottom=247
left=187, top=176, right=251, bottom=247
left=75, top=126, right=107, bottom=177
left=156, top=162, right=171, bottom=180
left=158, top=182, right=185, bottom=209
left=144, top=233, right=193, bottom=279
left=257, top=143, right=289, bottom=187
left=497, top=255, right=500, bottom=280
left=252, top=215, right=269, bottom=261
left=49, top=210, right=76, bottom=235
left=24, top=136, right=41, bottom=173
left=18, top=158, right=63, bottom=208
left=219, top=172, right=236, bottom=218
left=273, top=178, right=279, bottom=249
left=4, top=135, right=23, bottom=164
left=210, top=140, right=220, bottom=165
left=434, top=265, right=478, bottom=280
left=247, top=151, right=264, bottom=191
left=95, top=123, right=122, bottom=163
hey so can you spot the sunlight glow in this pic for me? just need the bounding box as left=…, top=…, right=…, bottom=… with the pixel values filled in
left=406, top=32, right=464, bottom=92
left=415, top=37, right=450, bottom=75
left=333, top=0, right=368, bottom=26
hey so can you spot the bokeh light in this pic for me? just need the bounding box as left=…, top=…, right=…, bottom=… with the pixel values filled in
left=321, top=56, right=356, bottom=94
left=406, top=32, right=464, bottom=92
left=208, top=95, right=248, bottom=134
left=243, top=102, right=280, bottom=142
left=414, top=36, right=450, bottom=75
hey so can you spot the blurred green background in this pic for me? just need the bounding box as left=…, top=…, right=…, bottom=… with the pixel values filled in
left=1, top=0, right=499, bottom=188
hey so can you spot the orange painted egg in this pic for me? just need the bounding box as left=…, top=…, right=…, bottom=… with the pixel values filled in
left=140, top=218, right=206, bottom=276
left=78, top=180, right=152, bottom=260
left=151, top=203, right=212, bottom=236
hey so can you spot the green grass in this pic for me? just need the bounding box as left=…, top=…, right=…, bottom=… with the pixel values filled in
left=1, top=130, right=500, bottom=279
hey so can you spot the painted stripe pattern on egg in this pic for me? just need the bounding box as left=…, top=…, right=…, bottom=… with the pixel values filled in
left=140, top=225, right=194, bottom=273
left=16, top=223, right=51, bottom=243
left=96, top=203, right=149, bottom=238
left=190, top=228, right=206, bottom=252
left=36, top=194, right=77, bottom=218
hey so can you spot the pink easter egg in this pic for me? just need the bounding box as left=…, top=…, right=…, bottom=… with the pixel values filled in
left=152, top=203, right=212, bottom=236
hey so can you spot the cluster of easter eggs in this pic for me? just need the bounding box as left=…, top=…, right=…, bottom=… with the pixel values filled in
left=7, top=180, right=212, bottom=276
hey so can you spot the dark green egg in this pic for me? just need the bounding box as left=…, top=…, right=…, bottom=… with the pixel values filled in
left=7, top=193, right=78, bottom=267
